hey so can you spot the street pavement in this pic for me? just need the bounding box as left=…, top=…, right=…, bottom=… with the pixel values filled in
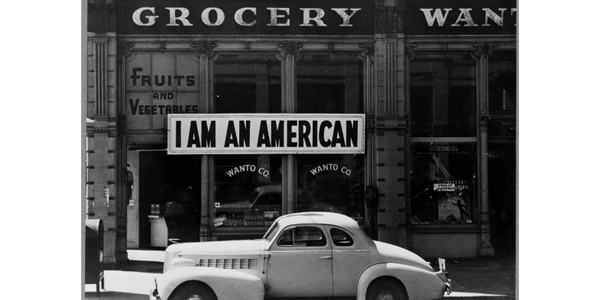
left=84, top=252, right=516, bottom=300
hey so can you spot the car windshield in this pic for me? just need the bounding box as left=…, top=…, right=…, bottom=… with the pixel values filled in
left=263, top=221, right=280, bottom=242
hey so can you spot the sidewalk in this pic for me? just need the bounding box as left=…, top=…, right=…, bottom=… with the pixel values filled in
left=84, top=253, right=516, bottom=300
left=441, top=256, right=516, bottom=299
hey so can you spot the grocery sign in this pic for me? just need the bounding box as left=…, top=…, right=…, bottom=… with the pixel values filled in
left=117, top=0, right=374, bottom=35
left=168, top=114, right=365, bottom=154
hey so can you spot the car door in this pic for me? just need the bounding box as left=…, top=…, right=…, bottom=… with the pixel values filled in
left=327, top=226, right=374, bottom=297
left=266, top=225, right=333, bottom=298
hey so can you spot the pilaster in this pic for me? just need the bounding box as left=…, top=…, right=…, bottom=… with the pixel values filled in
left=86, top=33, right=120, bottom=263
left=277, top=42, right=303, bottom=214
left=473, top=42, right=496, bottom=256
left=373, top=0, right=408, bottom=246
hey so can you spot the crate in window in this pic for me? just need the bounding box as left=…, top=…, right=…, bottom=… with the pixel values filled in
left=164, top=202, right=185, bottom=216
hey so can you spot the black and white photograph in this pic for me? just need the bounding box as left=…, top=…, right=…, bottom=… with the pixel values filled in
left=81, top=1, right=517, bottom=299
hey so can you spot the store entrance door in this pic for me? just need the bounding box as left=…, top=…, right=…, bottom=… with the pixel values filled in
left=138, top=151, right=202, bottom=249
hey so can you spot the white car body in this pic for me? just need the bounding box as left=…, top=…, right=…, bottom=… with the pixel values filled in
left=151, top=212, right=451, bottom=300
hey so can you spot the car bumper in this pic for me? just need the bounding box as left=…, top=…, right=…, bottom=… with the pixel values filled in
left=149, top=288, right=161, bottom=300
left=435, top=271, right=452, bottom=295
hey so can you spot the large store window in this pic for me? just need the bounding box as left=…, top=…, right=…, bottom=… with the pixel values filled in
left=410, top=53, right=478, bottom=224
left=211, top=52, right=366, bottom=229
left=297, top=154, right=365, bottom=221
left=295, top=53, right=365, bottom=222
left=213, top=155, right=282, bottom=228
left=488, top=51, right=517, bottom=254
left=212, top=53, right=284, bottom=229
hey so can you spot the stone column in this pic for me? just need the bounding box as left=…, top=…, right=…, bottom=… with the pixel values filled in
left=277, top=42, right=302, bottom=214
left=473, top=42, right=495, bottom=256
left=373, top=0, right=409, bottom=246
left=192, top=42, right=217, bottom=241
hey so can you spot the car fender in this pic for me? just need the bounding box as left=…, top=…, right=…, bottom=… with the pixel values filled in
left=356, top=263, right=446, bottom=300
left=158, top=267, right=265, bottom=300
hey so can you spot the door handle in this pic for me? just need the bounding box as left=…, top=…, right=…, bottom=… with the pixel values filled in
left=320, top=256, right=332, bottom=259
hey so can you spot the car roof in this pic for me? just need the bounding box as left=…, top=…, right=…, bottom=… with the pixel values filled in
left=275, top=212, right=361, bottom=230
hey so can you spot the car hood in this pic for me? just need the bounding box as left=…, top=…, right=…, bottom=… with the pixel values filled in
left=373, top=241, right=434, bottom=272
left=166, top=239, right=267, bottom=255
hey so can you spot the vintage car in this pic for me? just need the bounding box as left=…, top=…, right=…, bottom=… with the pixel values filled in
left=150, top=212, right=451, bottom=300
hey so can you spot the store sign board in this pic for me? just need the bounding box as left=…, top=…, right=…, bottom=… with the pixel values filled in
left=125, top=53, right=201, bottom=132
left=404, top=1, right=517, bottom=35
left=168, top=114, right=365, bottom=155
left=117, top=0, right=374, bottom=35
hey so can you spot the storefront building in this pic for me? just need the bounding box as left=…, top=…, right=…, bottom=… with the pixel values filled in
left=86, top=0, right=516, bottom=263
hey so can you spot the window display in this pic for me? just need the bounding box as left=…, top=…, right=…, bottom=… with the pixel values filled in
left=410, top=143, right=477, bottom=224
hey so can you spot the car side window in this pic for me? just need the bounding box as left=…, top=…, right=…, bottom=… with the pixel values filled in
left=277, top=226, right=327, bottom=247
left=330, top=228, right=354, bottom=246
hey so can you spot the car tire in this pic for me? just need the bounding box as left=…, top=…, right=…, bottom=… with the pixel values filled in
left=169, top=282, right=217, bottom=300
left=366, top=278, right=408, bottom=300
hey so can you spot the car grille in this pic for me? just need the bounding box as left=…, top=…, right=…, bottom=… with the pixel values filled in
left=197, top=258, right=258, bottom=269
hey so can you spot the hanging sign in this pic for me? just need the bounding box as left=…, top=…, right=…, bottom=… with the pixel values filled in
left=168, top=114, right=365, bottom=154
left=117, top=0, right=374, bottom=35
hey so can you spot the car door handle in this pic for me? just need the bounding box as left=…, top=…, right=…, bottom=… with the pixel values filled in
left=320, top=256, right=332, bottom=259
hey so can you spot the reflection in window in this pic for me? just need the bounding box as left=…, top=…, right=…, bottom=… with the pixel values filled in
left=297, top=54, right=364, bottom=113
left=278, top=227, right=326, bottom=247
left=410, top=54, right=476, bottom=137
left=297, top=155, right=364, bottom=223
left=214, top=54, right=281, bottom=113
left=213, top=155, right=282, bottom=228
left=410, top=143, right=477, bottom=224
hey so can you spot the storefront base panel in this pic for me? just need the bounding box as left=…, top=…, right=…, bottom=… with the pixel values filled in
left=411, top=233, right=478, bottom=258
left=378, top=227, right=408, bottom=248
left=103, top=230, right=118, bottom=264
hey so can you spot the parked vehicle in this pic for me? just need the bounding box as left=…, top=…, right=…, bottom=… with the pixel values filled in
left=150, top=212, right=451, bottom=300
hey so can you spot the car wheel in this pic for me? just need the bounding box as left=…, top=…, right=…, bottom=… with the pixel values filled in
left=169, top=282, right=217, bottom=300
left=366, top=278, right=408, bottom=300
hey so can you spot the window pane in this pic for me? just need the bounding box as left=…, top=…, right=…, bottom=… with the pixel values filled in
left=214, top=54, right=281, bottom=113
left=297, top=54, right=364, bottom=113
left=410, top=143, right=477, bottom=224
left=489, top=51, right=517, bottom=137
left=278, top=227, right=326, bottom=247
left=297, top=154, right=364, bottom=223
left=213, top=155, right=282, bottom=228
left=410, top=54, right=476, bottom=137
left=331, top=228, right=354, bottom=246
left=489, top=51, right=516, bottom=113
